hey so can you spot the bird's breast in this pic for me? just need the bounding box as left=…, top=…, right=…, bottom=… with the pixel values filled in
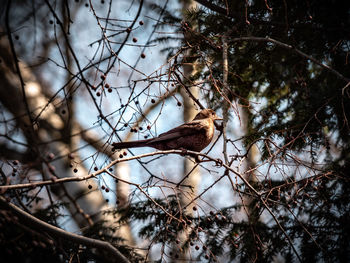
left=187, top=119, right=214, bottom=151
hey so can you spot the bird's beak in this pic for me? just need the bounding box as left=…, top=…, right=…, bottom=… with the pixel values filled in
left=214, top=115, right=223, bottom=120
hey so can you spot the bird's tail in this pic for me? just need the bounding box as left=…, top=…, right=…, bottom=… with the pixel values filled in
left=112, top=139, right=153, bottom=149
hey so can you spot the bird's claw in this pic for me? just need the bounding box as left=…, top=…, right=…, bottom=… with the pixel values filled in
left=215, top=159, right=223, bottom=167
left=180, top=148, right=188, bottom=156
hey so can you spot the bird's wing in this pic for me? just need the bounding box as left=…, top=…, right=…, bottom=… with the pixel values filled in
left=147, top=120, right=207, bottom=144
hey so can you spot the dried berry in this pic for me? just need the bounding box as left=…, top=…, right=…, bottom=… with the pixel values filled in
left=48, top=153, right=55, bottom=160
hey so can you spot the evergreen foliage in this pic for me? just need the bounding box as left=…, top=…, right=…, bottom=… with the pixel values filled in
left=1, top=0, right=349, bottom=262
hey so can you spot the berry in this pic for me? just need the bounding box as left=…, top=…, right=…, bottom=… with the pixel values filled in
left=132, top=37, right=137, bottom=43
left=140, top=53, right=146, bottom=59
left=48, top=153, right=55, bottom=160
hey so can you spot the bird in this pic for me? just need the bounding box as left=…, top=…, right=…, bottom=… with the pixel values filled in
left=112, top=109, right=222, bottom=152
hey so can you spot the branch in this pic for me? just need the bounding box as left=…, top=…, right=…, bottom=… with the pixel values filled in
left=0, top=150, right=258, bottom=195
left=5, top=0, right=34, bottom=126
left=228, top=36, right=350, bottom=84
left=0, top=196, right=130, bottom=263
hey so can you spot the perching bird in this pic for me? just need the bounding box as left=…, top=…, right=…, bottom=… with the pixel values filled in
left=112, top=109, right=222, bottom=152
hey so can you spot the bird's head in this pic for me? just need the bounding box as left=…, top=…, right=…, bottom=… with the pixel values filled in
left=193, top=109, right=223, bottom=121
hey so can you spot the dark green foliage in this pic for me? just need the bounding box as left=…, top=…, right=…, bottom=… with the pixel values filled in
left=108, top=172, right=349, bottom=261
left=149, top=1, right=350, bottom=261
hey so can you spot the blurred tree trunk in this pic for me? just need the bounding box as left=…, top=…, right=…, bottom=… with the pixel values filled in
left=240, top=106, right=261, bottom=260
left=0, top=37, right=110, bottom=229
left=172, top=0, right=200, bottom=261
